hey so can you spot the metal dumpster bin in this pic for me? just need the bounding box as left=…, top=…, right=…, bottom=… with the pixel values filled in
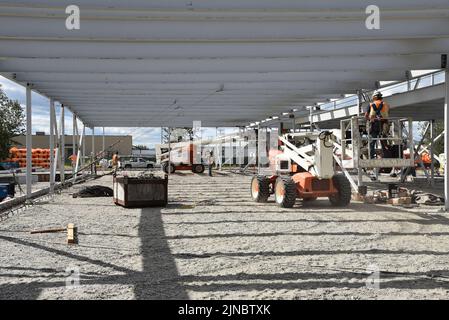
left=113, top=175, right=168, bottom=208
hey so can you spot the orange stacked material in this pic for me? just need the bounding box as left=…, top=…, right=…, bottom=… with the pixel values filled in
left=9, top=147, right=52, bottom=169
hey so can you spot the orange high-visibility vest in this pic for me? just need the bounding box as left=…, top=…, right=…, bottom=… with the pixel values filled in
left=422, top=153, right=431, bottom=164
left=369, top=100, right=389, bottom=118
left=112, top=154, right=119, bottom=165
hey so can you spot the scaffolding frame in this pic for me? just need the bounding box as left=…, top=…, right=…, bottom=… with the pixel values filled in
left=340, top=116, right=414, bottom=170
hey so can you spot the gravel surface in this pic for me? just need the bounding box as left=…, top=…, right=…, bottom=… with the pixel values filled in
left=1, top=171, right=449, bottom=300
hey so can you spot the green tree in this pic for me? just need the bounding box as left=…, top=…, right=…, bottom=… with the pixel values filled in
left=161, top=127, right=195, bottom=143
left=133, top=144, right=149, bottom=150
left=0, top=85, right=25, bottom=160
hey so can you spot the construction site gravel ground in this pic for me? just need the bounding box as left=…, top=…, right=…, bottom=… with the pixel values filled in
left=1, top=171, right=449, bottom=300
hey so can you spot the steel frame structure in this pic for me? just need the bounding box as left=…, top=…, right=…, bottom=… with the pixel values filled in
left=0, top=1, right=447, bottom=206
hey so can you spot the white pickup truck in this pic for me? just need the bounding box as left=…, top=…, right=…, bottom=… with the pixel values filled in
left=120, top=158, right=155, bottom=169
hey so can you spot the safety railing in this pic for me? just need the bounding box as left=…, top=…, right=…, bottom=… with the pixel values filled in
left=339, top=116, right=415, bottom=169
left=315, top=70, right=445, bottom=113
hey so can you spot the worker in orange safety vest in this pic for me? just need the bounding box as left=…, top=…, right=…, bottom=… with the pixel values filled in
left=365, top=91, right=390, bottom=159
left=69, top=154, right=77, bottom=168
left=111, top=152, right=120, bottom=175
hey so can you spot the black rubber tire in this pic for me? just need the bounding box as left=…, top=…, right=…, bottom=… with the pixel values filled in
left=250, top=175, right=270, bottom=203
left=329, top=174, right=351, bottom=207
left=192, top=164, right=205, bottom=174
left=146, top=164, right=154, bottom=169
left=162, top=162, right=175, bottom=174
left=274, top=176, right=297, bottom=208
left=124, top=164, right=132, bottom=169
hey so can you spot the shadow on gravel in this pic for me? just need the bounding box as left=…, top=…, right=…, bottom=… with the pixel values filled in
left=133, top=207, right=188, bottom=299
left=172, top=248, right=449, bottom=259
left=0, top=208, right=188, bottom=300
left=178, top=270, right=449, bottom=292
left=1, top=197, right=449, bottom=299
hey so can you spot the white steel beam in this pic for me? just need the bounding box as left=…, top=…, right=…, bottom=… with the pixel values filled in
left=1, top=15, right=448, bottom=40
left=30, top=81, right=376, bottom=91
left=0, top=56, right=442, bottom=73
left=1, top=0, right=447, bottom=10
left=2, top=39, right=449, bottom=60
left=73, top=106, right=337, bottom=113
left=10, top=71, right=407, bottom=83
left=55, top=101, right=324, bottom=108
left=33, top=93, right=337, bottom=99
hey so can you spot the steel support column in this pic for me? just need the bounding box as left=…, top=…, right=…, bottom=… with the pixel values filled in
left=430, top=119, right=435, bottom=186
left=357, top=89, right=365, bottom=189
left=82, top=125, right=86, bottom=166
left=257, top=124, right=261, bottom=174
left=72, top=113, right=76, bottom=175
left=52, top=102, right=59, bottom=192
left=25, top=84, right=32, bottom=199
left=168, top=127, right=171, bottom=178
left=445, top=68, right=449, bottom=210
left=60, top=104, right=65, bottom=184
left=309, top=106, right=313, bottom=132
left=291, top=114, right=295, bottom=132
left=278, top=122, right=284, bottom=137
left=217, top=128, right=223, bottom=170
left=91, top=127, right=95, bottom=174
left=102, top=127, right=105, bottom=157
left=49, top=98, right=55, bottom=194
left=92, top=127, right=95, bottom=156
left=237, top=127, right=243, bottom=166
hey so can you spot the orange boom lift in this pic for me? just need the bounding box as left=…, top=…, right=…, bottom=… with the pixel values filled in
left=251, top=131, right=351, bottom=208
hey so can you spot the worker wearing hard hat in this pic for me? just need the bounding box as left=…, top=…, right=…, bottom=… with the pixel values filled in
left=365, top=91, right=390, bottom=159
left=208, top=151, right=215, bottom=177
left=69, top=153, right=77, bottom=168
left=111, top=152, right=120, bottom=175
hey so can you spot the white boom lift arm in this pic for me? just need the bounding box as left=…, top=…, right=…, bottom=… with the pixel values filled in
left=275, top=132, right=336, bottom=179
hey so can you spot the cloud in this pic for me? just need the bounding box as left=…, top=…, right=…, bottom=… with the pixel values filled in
left=0, top=81, right=24, bottom=95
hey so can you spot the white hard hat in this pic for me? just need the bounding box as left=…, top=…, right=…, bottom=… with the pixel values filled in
left=372, top=91, right=383, bottom=99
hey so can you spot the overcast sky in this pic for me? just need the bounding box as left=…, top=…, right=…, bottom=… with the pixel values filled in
left=0, top=75, right=229, bottom=148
